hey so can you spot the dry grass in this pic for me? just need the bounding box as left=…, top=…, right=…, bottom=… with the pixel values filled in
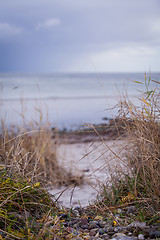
left=0, top=113, right=84, bottom=238
left=94, top=75, right=160, bottom=223
left=118, top=77, right=160, bottom=201
left=0, top=122, right=84, bottom=188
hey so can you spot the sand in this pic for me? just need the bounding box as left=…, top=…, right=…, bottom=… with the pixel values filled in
left=49, top=138, right=127, bottom=208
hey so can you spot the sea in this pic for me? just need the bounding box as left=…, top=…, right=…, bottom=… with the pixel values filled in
left=0, top=72, right=159, bottom=130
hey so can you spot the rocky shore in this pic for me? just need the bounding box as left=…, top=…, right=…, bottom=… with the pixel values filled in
left=50, top=205, right=160, bottom=240
left=53, top=118, right=128, bottom=144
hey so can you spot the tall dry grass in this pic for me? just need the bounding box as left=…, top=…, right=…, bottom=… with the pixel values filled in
left=0, top=106, right=84, bottom=238
left=119, top=76, right=160, bottom=200
left=96, top=75, right=160, bottom=222
left=0, top=110, right=83, bottom=187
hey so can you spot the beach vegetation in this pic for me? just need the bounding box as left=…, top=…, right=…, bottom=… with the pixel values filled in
left=94, top=73, right=160, bottom=224
left=0, top=73, right=159, bottom=238
left=0, top=116, right=84, bottom=238
left=0, top=110, right=84, bottom=187
left=0, top=167, right=60, bottom=239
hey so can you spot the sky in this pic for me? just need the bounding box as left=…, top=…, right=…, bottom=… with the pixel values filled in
left=0, top=0, right=160, bottom=73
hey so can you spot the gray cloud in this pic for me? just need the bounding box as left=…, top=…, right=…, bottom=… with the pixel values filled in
left=0, top=22, right=22, bottom=39
left=35, top=18, right=61, bottom=31
left=0, top=0, right=159, bottom=72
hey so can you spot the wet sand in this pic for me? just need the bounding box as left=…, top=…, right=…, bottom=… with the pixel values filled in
left=49, top=138, right=127, bottom=208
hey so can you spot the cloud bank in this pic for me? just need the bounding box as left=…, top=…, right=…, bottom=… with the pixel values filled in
left=0, top=0, right=159, bottom=73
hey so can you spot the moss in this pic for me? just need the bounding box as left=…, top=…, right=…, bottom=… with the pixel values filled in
left=0, top=168, right=59, bottom=239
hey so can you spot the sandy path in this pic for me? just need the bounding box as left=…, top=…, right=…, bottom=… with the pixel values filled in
left=49, top=139, right=127, bottom=208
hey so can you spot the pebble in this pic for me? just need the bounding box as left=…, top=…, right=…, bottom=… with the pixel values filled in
left=138, top=234, right=144, bottom=240
left=149, top=230, right=160, bottom=238
left=99, top=228, right=108, bottom=235
left=89, top=221, right=100, bottom=229
left=112, top=233, right=127, bottom=238
left=90, top=229, right=97, bottom=236
left=126, top=206, right=136, bottom=214
left=99, top=220, right=109, bottom=228
left=111, top=237, right=137, bottom=240
left=127, top=221, right=146, bottom=229
left=114, top=227, right=127, bottom=233
left=54, top=207, right=160, bottom=240
left=101, top=234, right=110, bottom=240
left=72, top=237, right=83, bottom=240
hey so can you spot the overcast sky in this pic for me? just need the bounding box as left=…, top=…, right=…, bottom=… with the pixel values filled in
left=0, top=0, right=160, bottom=73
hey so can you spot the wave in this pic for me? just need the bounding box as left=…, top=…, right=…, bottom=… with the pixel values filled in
left=0, top=93, right=139, bottom=102
left=0, top=95, right=116, bottom=102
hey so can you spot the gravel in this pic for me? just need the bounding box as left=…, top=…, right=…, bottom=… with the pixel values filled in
left=52, top=207, right=160, bottom=240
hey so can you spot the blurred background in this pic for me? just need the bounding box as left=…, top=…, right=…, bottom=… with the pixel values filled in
left=0, top=0, right=160, bottom=129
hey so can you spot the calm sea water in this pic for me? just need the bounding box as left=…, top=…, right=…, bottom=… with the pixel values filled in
left=0, top=72, right=159, bottom=130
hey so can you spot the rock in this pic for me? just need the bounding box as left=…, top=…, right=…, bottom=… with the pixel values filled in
left=72, top=237, right=83, bottom=240
left=127, top=221, right=146, bottom=230
left=89, top=221, right=100, bottom=229
left=101, top=234, right=110, bottom=240
left=102, top=228, right=109, bottom=233
left=81, top=224, right=89, bottom=229
left=112, top=233, right=127, bottom=237
left=73, top=223, right=79, bottom=228
left=83, top=228, right=89, bottom=233
left=107, top=227, right=116, bottom=233
left=99, top=220, right=108, bottom=228
left=47, top=207, right=160, bottom=240
left=72, top=229, right=79, bottom=236
left=95, top=231, right=100, bottom=237
left=111, top=236, right=137, bottom=240
left=74, top=206, right=82, bottom=212
left=77, top=217, right=89, bottom=229
left=89, top=237, right=103, bottom=240
left=149, top=230, right=160, bottom=238
left=63, top=221, right=69, bottom=227
left=108, top=231, right=116, bottom=236
left=63, top=226, right=76, bottom=234
left=80, top=217, right=88, bottom=225
left=90, top=229, right=97, bottom=236
left=114, top=227, right=127, bottom=233
left=98, top=228, right=108, bottom=235
left=138, top=234, right=144, bottom=240
left=68, top=217, right=79, bottom=226
left=126, top=206, right=136, bottom=214
left=140, top=227, right=154, bottom=238
left=73, top=209, right=80, bottom=216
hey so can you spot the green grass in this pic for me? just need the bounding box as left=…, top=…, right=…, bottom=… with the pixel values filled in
left=0, top=167, right=60, bottom=239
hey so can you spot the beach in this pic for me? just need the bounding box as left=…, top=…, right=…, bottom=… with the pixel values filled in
left=49, top=135, right=127, bottom=208
left=0, top=73, right=159, bottom=239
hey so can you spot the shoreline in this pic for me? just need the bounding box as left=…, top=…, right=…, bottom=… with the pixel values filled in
left=49, top=137, right=126, bottom=208
left=53, top=118, right=127, bottom=144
